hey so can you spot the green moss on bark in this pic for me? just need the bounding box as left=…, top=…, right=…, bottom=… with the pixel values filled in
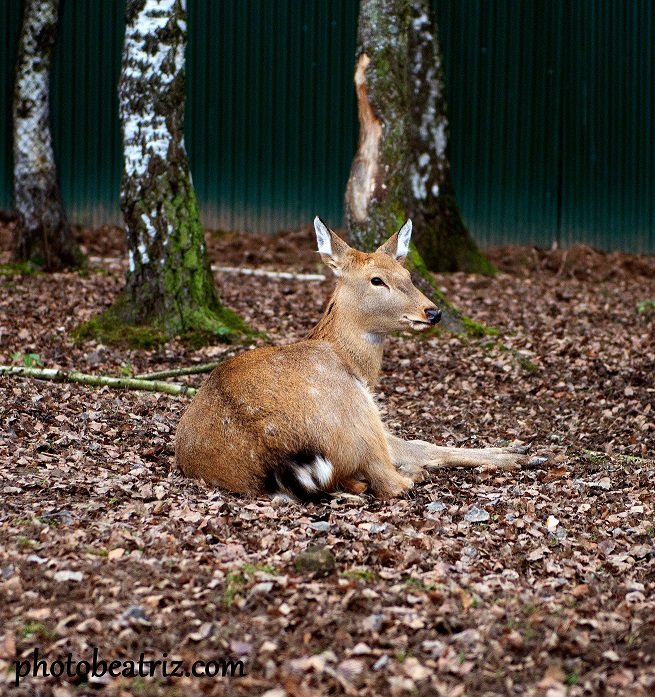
left=72, top=301, right=168, bottom=350
left=74, top=295, right=253, bottom=349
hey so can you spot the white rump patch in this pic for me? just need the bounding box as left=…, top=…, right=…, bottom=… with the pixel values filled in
left=294, top=466, right=318, bottom=492
left=314, top=216, right=332, bottom=255
left=312, top=456, right=333, bottom=487
left=396, top=219, right=412, bottom=259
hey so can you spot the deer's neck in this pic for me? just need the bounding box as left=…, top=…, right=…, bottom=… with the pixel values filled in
left=306, top=292, right=384, bottom=387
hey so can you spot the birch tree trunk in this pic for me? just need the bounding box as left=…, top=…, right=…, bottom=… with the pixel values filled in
left=345, top=0, right=480, bottom=334
left=12, top=0, right=83, bottom=270
left=408, top=1, right=493, bottom=274
left=109, top=0, right=243, bottom=341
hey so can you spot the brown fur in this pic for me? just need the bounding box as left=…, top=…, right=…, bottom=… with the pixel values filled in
left=175, top=219, right=529, bottom=500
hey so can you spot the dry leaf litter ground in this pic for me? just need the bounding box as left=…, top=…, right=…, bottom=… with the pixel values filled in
left=1, top=221, right=654, bottom=697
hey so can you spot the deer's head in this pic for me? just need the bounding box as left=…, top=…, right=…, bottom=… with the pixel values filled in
left=314, top=217, right=441, bottom=335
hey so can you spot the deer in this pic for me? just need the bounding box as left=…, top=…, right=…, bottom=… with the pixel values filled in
left=175, top=217, right=536, bottom=501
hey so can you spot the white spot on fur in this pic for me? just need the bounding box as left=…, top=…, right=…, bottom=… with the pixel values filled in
left=309, top=387, right=321, bottom=397
left=312, top=457, right=333, bottom=487
left=364, top=332, right=384, bottom=346
left=295, top=467, right=318, bottom=492
left=396, top=220, right=412, bottom=259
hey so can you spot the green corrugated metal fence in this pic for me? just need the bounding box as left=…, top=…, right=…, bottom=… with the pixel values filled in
left=1, top=0, right=653, bottom=253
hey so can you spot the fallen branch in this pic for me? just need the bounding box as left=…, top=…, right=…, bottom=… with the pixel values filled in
left=87, top=257, right=326, bottom=282
left=0, top=366, right=197, bottom=397
left=135, top=362, right=221, bottom=380
left=212, top=265, right=326, bottom=282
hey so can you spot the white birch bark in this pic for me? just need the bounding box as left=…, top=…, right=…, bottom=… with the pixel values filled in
left=12, top=0, right=81, bottom=269
left=115, top=0, right=237, bottom=338
left=407, top=0, right=492, bottom=274
left=120, top=0, right=186, bottom=275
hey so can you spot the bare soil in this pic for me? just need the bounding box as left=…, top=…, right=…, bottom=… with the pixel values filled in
left=1, top=222, right=654, bottom=696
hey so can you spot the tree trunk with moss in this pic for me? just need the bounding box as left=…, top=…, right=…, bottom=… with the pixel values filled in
left=408, top=1, right=494, bottom=275
left=110, top=0, right=243, bottom=342
left=345, top=0, right=480, bottom=334
left=12, top=0, right=83, bottom=271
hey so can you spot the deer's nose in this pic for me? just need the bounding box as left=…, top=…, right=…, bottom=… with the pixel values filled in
left=425, top=307, right=442, bottom=325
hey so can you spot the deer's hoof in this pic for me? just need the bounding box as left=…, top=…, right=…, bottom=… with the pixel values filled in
left=509, top=444, right=531, bottom=455
left=374, top=475, right=414, bottom=499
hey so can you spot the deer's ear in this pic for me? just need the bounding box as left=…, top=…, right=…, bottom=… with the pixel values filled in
left=314, top=216, right=351, bottom=276
left=377, top=219, right=412, bottom=262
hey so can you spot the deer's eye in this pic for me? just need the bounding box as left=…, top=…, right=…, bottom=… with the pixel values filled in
left=371, top=277, right=385, bottom=286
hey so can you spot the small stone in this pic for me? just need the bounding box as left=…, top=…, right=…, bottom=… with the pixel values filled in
left=120, top=605, right=150, bottom=627
left=293, top=545, right=336, bottom=576
left=464, top=506, right=490, bottom=523
left=425, top=501, right=446, bottom=513
left=369, top=523, right=388, bottom=533
left=41, top=510, right=74, bottom=525
left=309, top=521, right=331, bottom=532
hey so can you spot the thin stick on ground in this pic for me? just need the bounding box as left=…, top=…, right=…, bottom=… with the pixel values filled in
left=135, top=362, right=222, bottom=380
left=0, top=366, right=197, bottom=397
left=213, top=266, right=326, bottom=282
